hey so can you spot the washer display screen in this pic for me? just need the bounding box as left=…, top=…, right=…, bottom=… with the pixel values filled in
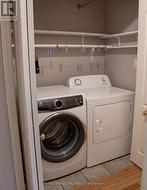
left=40, top=113, right=85, bottom=163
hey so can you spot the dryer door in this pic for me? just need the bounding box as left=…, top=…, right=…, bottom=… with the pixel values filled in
left=40, top=113, right=85, bottom=163
left=94, top=101, right=132, bottom=144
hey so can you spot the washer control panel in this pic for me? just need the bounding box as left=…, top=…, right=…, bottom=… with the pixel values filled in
left=38, top=95, right=83, bottom=112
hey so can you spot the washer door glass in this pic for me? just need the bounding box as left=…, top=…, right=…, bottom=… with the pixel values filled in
left=40, top=113, right=85, bottom=163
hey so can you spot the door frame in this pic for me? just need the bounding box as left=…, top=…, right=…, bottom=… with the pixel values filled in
left=130, top=0, right=147, bottom=169
left=26, top=0, right=44, bottom=188
left=14, top=0, right=44, bottom=189
left=142, top=141, right=147, bottom=189
left=0, top=22, right=25, bottom=189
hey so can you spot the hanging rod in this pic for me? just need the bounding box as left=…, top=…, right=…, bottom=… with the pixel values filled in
left=34, top=44, right=138, bottom=49
left=34, top=44, right=106, bottom=49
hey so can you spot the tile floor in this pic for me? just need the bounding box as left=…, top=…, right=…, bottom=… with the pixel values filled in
left=44, top=155, right=134, bottom=190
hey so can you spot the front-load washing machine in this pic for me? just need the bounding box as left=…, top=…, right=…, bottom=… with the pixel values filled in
left=37, top=86, right=87, bottom=181
left=67, top=75, right=134, bottom=167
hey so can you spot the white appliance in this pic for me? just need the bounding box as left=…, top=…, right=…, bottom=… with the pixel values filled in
left=37, top=86, right=87, bottom=181
left=67, top=75, right=134, bottom=167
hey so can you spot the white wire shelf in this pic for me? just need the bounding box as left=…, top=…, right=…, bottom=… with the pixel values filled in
left=102, top=31, right=138, bottom=39
left=34, top=30, right=138, bottom=50
left=34, top=30, right=106, bottom=37
left=34, top=30, right=138, bottom=38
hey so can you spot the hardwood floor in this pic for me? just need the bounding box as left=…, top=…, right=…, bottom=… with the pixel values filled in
left=73, top=165, right=142, bottom=190
left=44, top=155, right=142, bottom=190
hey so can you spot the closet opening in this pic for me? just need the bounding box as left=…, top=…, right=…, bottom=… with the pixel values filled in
left=30, top=0, right=140, bottom=188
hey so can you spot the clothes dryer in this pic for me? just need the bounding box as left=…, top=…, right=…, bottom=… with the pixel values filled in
left=67, top=75, right=134, bottom=167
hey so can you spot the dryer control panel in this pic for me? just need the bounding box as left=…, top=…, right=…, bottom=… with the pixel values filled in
left=38, top=95, right=83, bottom=112
left=67, top=75, right=111, bottom=89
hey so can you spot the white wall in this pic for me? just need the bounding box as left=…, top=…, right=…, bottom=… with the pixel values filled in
left=105, top=49, right=137, bottom=91
left=104, top=0, right=138, bottom=91
left=34, top=0, right=105, bottom=86
left=33, top=0, right=138, bottom=90
left=37, top=56, right=105, bottom=86
left=33, top=0, right=105, bottom=33
left=105, top=0, right=138, bottom=34
left=0, top=28, right=17, bottom=190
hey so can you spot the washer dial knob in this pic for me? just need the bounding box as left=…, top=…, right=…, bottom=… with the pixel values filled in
left=54, top=100, right=64, bottom=109
left=75, top=79, right=82, bottom=86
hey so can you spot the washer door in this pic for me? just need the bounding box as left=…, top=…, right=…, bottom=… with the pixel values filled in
left=40, top=113, right=85, bottom=163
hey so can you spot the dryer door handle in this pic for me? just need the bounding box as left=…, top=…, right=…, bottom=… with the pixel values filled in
left=96, top=120, right=102, bottom=123
left=95, top=119, right=103, bottom=133
left=96, top=127, right=103, bottom=133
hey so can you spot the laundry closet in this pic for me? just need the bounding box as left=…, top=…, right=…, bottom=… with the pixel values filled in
left=14, top=0, right=147, bottom=189
left=33, top=0, right=138, bottom=90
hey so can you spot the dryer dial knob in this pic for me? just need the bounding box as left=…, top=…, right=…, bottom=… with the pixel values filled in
left=102, top=77, right=106, bottom=82
left=75, top=79, right=82, bottom=86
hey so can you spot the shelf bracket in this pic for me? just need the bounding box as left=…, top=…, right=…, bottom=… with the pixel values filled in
left=82, top=36, right=84, bottom=45
left=90, top=48, right=94, bottom=64
left=117, top=37, right=121, bottom=47
left=81, top=36, right=86, bottom=53
left=65, top=46, right=69, bottom=53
